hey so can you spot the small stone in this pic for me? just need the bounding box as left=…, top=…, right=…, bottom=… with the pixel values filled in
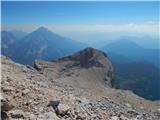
left=47, top=100, right=60, bottom=109
left=120, top=114, right=129, bottom=120
left=22, top=89, right=30, bottom=95
left=110, top=116, right=119, bottom=120
left=29, top=114, right=36, bottom=120
left=127, top=110, right=139, bottom=116
left=157, top=108, right=160, bottom=113
left=45, top=111, right=60, bottom=120
left=140, top=106, right=144, bottom=109
left=2, top=86, right=14, bottom=92
left=125, top=103, right=132, bottom=108
left=57, top=103, right=70, bottom=116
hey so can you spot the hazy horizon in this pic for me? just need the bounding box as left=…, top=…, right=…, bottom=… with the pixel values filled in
left=2, top=1, right=159, bottom=44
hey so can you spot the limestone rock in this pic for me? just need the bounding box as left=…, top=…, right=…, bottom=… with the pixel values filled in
left=57, top=103, right=70, bottom=116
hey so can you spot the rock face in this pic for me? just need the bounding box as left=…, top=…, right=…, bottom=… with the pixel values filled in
left=1, top=49, right=160, bottom=120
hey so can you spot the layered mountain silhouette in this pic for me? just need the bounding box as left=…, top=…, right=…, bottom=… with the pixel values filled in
left=102, top=39, right=160, bottom=67
left=101, top=40, right=160, bottom=100
left=2, top=27, right=86, bottom=65
left=117, top=36, right=160, bottom=49
left=10, top=30, right=28, bottom=40
left=1, top=31, right=17, bottom=56
left=1, top=27, right=160, bottom=101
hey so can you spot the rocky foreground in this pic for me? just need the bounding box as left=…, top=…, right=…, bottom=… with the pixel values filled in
left=1, top=48, right=160, bottom=120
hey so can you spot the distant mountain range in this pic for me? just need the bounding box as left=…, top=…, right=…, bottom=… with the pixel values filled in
left=1, top=31, right=17, bottom=56
left=118, top=36, right=160, bottom=50
left=82, top=35, right=160, bottom=50
left=1, top=27, right=86, bottom=65
left=101, top=40, right=160, bottom=100
left=101, top=39, right=160, bottom=68
left=10, top=30, right=28, bottom=40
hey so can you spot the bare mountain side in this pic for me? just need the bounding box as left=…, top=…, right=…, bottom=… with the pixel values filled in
left=34, top=48, right=160, bottom=110
left=34, top=48, right=113, bottom=90
left=1, top=48, right=160, bottom=120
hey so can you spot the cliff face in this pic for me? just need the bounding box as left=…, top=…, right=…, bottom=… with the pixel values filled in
left=1, top=48, right=160, bottom=120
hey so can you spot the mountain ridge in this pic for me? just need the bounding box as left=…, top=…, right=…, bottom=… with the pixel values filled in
left=101, top=39, right=160, bottom=67
left=2, top=27, right=87, bottom=65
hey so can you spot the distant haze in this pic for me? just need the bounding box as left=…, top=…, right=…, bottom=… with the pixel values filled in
left=2, top=1, right=159, bottom=48
left=2, top=22, right=159, bottom=37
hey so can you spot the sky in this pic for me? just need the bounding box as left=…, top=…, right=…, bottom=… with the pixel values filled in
left=1, top=1, right=159, bottom=41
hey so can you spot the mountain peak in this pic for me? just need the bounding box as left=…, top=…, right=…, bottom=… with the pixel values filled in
left=36, top=26, right=49, bottom=32
left=58, top=47, right=110, bottom=68
left=80, top=47, right=107, bottom=57
left=29, top=26, right=54, bottom=38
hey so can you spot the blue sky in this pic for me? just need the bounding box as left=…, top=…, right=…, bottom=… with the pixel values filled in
left=2, top=1, right=159, bottom=24
left=1, top=1, right=159, bottom=41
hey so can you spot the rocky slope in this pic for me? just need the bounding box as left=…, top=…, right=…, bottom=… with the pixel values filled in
left=1, top=48, right=160, bottom=120
left=34, top=48, right=113, bottom=91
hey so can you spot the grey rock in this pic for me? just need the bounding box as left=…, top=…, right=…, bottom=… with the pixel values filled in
left=10, top=109, right=24, bottom=119
left=1, top=111, right=9, bottom=120
left=1, top=94, right=14, bottom=112
left=47, top=100, right=60, bottom=109
left=57, top=103, right=70, bottom=116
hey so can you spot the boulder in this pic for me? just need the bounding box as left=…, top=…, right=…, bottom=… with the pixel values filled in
left=47, top=100, right=60, bottom=109
left=120, top=114, right=129, bottom=120
left=29, top=114, right=37, bottom=120
left=1, top=111, right=9, bottom=120
left=125, top=103, right=132, bottom=108
left=110, top=116, right=119, bottom=120
left=45, top=111, right=60, bottom=120
left=1, top=94, right=14, bottom=112
left=10, top=109, right=25, bottom=119
left=22, top=89, right=30, bottom=96
left=57, top=103, right=70, bottom=116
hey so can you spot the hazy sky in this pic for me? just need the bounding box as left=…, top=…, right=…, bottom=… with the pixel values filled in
left=2, top=1, right=159, bottom=41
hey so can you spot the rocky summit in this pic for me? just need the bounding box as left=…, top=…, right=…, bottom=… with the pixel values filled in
left=1, top=48, right=160, bottom=120
left=57, top=47, right=111, bottom=68
left=35, top=47, right=113, bottom=89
